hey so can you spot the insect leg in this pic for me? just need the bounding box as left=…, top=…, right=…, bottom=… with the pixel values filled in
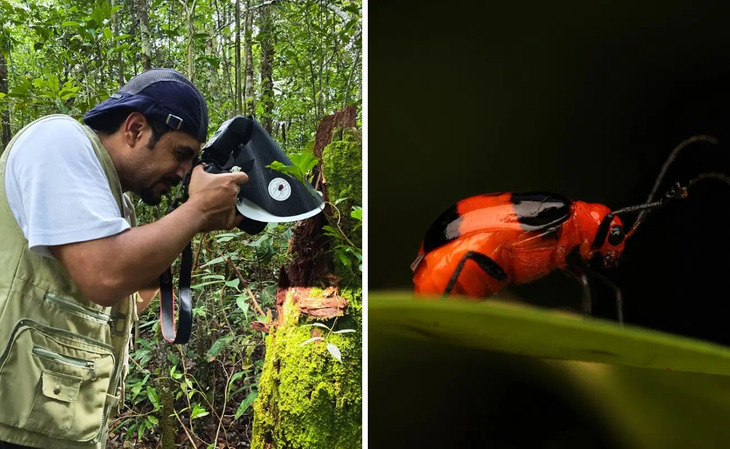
left=584, top=268, right=624, bottom=326
left=443, top=251, right=508, bottom=296
left=566, top=265, right=592, bottom=317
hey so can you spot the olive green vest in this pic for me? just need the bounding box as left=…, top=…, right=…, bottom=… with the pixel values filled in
left=0, top=115, right=136, bottom=449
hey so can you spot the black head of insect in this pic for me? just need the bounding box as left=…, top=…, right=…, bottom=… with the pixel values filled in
left=590, top=182, right=688, bottom=268
left=591, top=135, right=730, bottom=268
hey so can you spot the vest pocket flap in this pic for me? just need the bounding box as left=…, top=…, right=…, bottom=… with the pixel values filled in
left=41, top=370, right=81, bottom=403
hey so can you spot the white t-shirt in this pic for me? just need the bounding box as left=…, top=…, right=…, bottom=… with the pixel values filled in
left=5, top=115, right=131, bottom=258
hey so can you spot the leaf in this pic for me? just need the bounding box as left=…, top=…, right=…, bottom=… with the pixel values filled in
left=234, top=390, right=259, bottom=420
left=369, top=293, right=730, bottom=375
left=200, top=256, right=226, bottom=268
left=267, top=161, right=304, bottom=182
left=146, top=386, right=160, bottom=410
left=337, top=250, right=352, bottom=268
left=322, top=225, right=341, bottom=240
left=207, top=336, right=233, bottom=361
left=333, top=329, right=357, bottom=334
left=170, top=365, right=183, bottom=380
left=350, top=206, right=363, bottom=221
left=190, top=280, right=225, bottom=289
left=288, top=152, right=320, bottom=174
left=215, top=232, right=239, bottom=243
left=327, top=343, right=342, bottom=362
left=191, top=403, right=209, bottom=419
left=236, top=295, right=250, bottom=315
left=306, top=322, right=331, bottom=330
left=370, top=292, right=730, bottom=448
left=300, top=336, right=323, bottom=346
left=196, top=274, right=225, bottom=281
left=228, top=371, right=247, bottom=393
left=225, top=278, right=241, bottom=289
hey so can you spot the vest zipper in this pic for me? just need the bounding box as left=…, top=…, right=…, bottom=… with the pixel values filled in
left=45, top=292, right=112, bottom=324
left=32, top=346, right=97, bottom=380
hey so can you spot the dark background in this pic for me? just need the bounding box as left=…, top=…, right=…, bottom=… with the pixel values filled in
left=369, top=0, right=730, bottom=345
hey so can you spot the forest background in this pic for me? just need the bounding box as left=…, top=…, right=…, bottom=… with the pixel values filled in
left=0, top=0, right=362, bottom=447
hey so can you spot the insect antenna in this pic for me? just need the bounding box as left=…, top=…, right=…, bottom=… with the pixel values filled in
left=629, top=135, right=718, bottom=236
left=592, top=183, right=687, bottom=248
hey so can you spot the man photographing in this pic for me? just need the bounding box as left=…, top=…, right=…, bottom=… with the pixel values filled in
left=0, top=68, right=248, bottom=448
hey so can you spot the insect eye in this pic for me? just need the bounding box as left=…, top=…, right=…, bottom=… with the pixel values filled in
left=608, top=225, right=625, bottom=246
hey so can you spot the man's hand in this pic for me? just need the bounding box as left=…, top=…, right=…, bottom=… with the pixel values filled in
left=186, top=164, right=249, bottom=232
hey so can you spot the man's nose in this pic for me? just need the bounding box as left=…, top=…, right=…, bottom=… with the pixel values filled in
left=177, top=160, right=193, bottom=179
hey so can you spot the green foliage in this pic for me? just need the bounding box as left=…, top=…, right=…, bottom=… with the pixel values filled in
left=3, top=0, right=361, bottom=154
left=112, top=225, right=294, bottom=447
left=268, top=152, right=320, bottom=183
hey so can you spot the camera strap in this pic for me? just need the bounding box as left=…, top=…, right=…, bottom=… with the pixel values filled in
left=158, top=170, right=196, bottom=344
left=159, top=242, right=194, bottom=344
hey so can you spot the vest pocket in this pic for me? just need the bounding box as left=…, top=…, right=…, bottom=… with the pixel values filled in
left=0, top=320, right=115, bottom=443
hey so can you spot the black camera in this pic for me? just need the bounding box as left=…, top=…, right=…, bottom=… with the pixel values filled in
left=199, top=116, right=324, bottom=234
left=161, top=116, right=324, bottom=344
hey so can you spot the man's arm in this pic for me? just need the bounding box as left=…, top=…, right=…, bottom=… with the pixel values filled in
left=50, top=166, right=248, bottom=307
left=136, top=282, right=160, bottom=312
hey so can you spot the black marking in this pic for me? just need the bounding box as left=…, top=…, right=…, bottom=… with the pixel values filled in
left=566, top=245, right=582, bottom=265
left=591, top=214, right=614, bottom=250
left=444, top=251, right=508, bottom=295
left=403, top=325, right=441, bottom=339
left=423, top=204, right=462, bottom=253
left=510, top=192, right=572, bottom=232
left=587, top=349, right=618, bottom=357
left=608, top=225, right=625, bottom=246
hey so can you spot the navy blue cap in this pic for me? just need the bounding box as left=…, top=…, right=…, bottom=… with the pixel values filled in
left=83, top=68, right=209, bottom=142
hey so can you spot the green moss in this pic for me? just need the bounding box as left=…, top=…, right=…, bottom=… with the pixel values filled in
left=252, top=290, right=362, bottom=449
left=321, top=128, right=362, bottom=214
left=321, top=128, right=362, bottom=284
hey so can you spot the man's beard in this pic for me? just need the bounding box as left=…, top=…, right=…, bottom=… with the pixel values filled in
left=139, top=188, right=162, bottom=206
left=138, top=177, right=180, bottom=205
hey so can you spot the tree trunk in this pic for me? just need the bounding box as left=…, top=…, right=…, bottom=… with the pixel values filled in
left=205, top=32, right=218, bottom=99
left=234, top=0, right=242, bottom=114
left=251, top=105, right=362, bottom=448
left=243, top=0, right=255, bottom=116
left=214, top=0, right=235, bottom=108
left=182, top=0, right=197, bottom=81
left=0, top=51, right=9, bottom=149
left=258, top=4, right=275, bottom=134
left=112, top=0, right=124, bottom=85
left=138, top=0, right=152, bottom=70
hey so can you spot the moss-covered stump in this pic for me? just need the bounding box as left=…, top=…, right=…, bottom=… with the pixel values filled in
left=251, top=290, right=362, bottom=449
left=322, top=127, right=362, bottom=219
left=321, top=127, right=362, bottom=284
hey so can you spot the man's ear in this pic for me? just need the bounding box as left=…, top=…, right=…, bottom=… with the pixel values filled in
left=122, top=112, right=148, bottom=147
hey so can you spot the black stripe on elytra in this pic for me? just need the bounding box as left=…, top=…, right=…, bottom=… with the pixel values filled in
left=510, top=192, right=572, bottom=232
left=444, top=251, right=508, bottom=295
left=423, top=204, right=462, bottom=253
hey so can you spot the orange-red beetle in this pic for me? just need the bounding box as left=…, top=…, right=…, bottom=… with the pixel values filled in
left=412, top=136, right=727, bottom=322
left=411, top=192, right=626, bottom=298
